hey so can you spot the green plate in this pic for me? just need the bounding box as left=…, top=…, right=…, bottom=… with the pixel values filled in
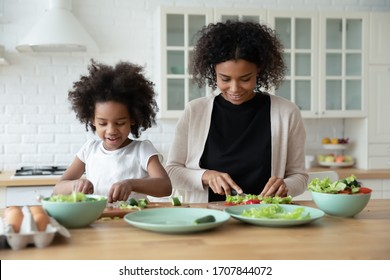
left=124, top=208, right=230, bottom=233
left=224, top=204, right=324, bottom=227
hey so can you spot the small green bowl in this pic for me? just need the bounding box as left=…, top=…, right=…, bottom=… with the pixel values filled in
left=41, top=195, right=107, bottom=228
left=311, top=191, right=371, bottom=217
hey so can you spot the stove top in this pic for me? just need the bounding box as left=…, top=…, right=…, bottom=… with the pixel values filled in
left=14, top=166, right=67, bottom=176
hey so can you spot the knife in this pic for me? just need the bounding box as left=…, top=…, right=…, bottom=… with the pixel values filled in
left=231, top=189, right=246, bottom=197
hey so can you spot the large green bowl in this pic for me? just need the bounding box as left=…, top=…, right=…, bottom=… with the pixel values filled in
left=311, top=191, right=371, bottom=217
left=41, top=195, right=107, bottom=228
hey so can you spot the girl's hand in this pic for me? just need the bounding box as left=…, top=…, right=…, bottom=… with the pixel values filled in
left=73, top=179, right=94, bottom=194
left=202, top=170, right=243, bottom=196
left=108, top=180, right=134, bottom=203
left=260, top=176, right=288, bottom=197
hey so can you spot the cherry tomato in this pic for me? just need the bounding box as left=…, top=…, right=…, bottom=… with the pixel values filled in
left=359, top=187, right=372, bottom=194
left=338, top=190, right=351, bottom=194
left=245, top=199, right=261, bottom=204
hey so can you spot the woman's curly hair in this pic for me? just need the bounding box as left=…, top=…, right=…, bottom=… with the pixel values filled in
left=191, top=20, right=286, bottom=92
left=68, top=60, right=158, bottom=138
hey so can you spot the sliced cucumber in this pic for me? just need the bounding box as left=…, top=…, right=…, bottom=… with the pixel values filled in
left=171, top=196, right=182, bottom=206
left=194, top=215, right=216, bottom=224
left=127, top=198, right=138, bottom=206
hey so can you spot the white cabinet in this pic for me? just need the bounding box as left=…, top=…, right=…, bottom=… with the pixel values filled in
left=268, top=12, right=368, bottom=118
left=156, top=8, right=369, bottom=119
left=155, top=7, right=213, bottom=118
left=319, top=12, right=368, bottom=118
left=369, top=12, right=390, bottom=64
left=368, top=65, right=390, bottom=169
left=268, top=12, right=319, bottom=118
left=5, top=186, right=53, bottom=207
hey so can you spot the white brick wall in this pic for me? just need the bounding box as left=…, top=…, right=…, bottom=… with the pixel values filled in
left=1, top=0, right=390, bottom=170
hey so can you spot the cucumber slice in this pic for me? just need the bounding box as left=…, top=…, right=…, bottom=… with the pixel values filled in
left=127, top=198, right=138, bottom=206
left=171, top=196, right=182, bottom=206
left=194, top=215, right=216, bottom=224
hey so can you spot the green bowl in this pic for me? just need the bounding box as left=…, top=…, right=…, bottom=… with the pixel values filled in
left=41, top=195, right=107, bottom=228
left=311, top=191, right=371, bottom=217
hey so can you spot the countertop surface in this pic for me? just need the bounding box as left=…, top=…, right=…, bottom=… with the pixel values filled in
left=307, top=167, right=390, bottom=179
left=1, top=200, right=389, bottom=260
left=0, top=171, right=60, bottom=187
left=1, top=168, right=389, bottom=188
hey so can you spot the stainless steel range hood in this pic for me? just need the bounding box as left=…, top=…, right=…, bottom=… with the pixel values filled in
left=16, top=0, right=98, bottom=53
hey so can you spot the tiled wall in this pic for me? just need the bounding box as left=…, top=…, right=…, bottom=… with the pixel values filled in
left=1, top=0, right=390, bottom=170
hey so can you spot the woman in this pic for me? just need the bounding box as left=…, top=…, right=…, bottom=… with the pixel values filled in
left=165, top=20, right=307, bottom=203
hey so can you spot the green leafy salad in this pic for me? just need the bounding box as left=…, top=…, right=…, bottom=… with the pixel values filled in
left=109, top=198, right=149, bottom=210
left=308, top=174, right=366, bottom=194
left=241, top=204, right=310, bottom=220
left=47, top=192, right=105, bottom=202
left=225, top=194, right=293, bottom=205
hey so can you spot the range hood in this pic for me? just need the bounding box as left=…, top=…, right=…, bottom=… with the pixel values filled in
left=16, top=0, right=98, bottom=53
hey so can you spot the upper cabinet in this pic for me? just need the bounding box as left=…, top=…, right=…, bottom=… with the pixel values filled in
left=369, top=12, right=390, bottom=64
left=156, top=8, right=370, bottom=119
left=319, top=12, right=368, bottom=118
left=155, top=7, right=213, bottom=118
left=214, top=9, right=266, bottom=23
left=269, top=11, right=368, bottom=118
left=268, top=12, right=319, bottom=118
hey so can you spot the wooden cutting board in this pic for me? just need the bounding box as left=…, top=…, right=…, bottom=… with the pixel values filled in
left=101, top=202, right=190, bottom=218
left=207, top=201, right=228, bottom=211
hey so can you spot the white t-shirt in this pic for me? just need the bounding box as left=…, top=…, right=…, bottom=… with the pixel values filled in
left=76, top=139, right=161, bottom=199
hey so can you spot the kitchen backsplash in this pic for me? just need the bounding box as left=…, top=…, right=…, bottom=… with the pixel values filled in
left=1, top=0, right=389, bottom=170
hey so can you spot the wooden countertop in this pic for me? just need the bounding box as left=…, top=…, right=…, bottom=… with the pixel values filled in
left=1, top=200, right=389, bottom=260
left=0, top=171, right=59, bottom=187
left=1, top=168, right=389, bottom=188
left=307, top=167, right=390, bottom=179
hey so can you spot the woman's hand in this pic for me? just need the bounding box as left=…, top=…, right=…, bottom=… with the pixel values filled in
left=260, top=176, right=288, bottom=197
left=202, top=170, right=243, bottom=195
left=108, top=180, right=134, bottom=203
left=73, top=179, right=94, bottom=194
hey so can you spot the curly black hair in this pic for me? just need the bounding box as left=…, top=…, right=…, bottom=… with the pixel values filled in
left=68, top=60, right=158, bottom=138
left=191, top=20, right=286, bottom=92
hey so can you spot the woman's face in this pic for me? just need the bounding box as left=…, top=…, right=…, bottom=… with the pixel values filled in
left=92, top=101, right=132, bottom=151
left=215, top=59, right=258, bottom=105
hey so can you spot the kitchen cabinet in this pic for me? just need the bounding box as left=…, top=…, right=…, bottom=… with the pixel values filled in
left=368, top=65, right=390, bottom=169
left=5, top=186, right=53, bottom=206
left=369, top=12, right=390, bottom=64
left=157, top=8, right=368, bottom=119
left=155, top=7, right=213, bottom=118
left=268, top=12, right=319, bottom=118
left=0, top=171, right=58, bottom=208
left=214, top=9, right=266, bottom=23
left=269, top=12, right=368, bottom=118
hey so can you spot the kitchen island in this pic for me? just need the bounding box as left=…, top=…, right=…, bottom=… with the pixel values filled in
left=1, top=200, right=389, bottom=260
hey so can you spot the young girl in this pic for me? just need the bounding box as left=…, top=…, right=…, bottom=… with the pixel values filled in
left=54, top=60, right=172, bottom=203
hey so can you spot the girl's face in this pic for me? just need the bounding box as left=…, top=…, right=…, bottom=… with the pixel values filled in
left=215, top=59, right=258, bottom=105
left=92, top=101, right=132, bottom=151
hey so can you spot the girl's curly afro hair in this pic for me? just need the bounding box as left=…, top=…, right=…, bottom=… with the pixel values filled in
left=68, top=59, right=158, bottom=138
left=191, top=20, right=286, bottom=92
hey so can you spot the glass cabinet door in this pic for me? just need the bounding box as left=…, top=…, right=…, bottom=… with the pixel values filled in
left=321, top=13, right=367, bottom=117
left=214, top=9, right=266, bottom=24
left=269, top=13, right=318, bottom=117
left=159, top=8, right=213, bottom=118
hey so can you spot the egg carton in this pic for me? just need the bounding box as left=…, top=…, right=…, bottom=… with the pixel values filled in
left=0, top=206, right=70, bottom=250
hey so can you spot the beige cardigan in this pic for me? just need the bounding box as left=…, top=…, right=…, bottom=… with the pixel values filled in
left=166, top=93, right=308, bottom=203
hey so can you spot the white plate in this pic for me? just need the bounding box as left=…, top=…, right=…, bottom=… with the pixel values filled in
left=124, top=208, right=230, bottom=233
left=322, top=144, right=349, bottom=150
left=318, top=161, right=354, bottom=167
left=224, top=204, right=324, bottom=227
